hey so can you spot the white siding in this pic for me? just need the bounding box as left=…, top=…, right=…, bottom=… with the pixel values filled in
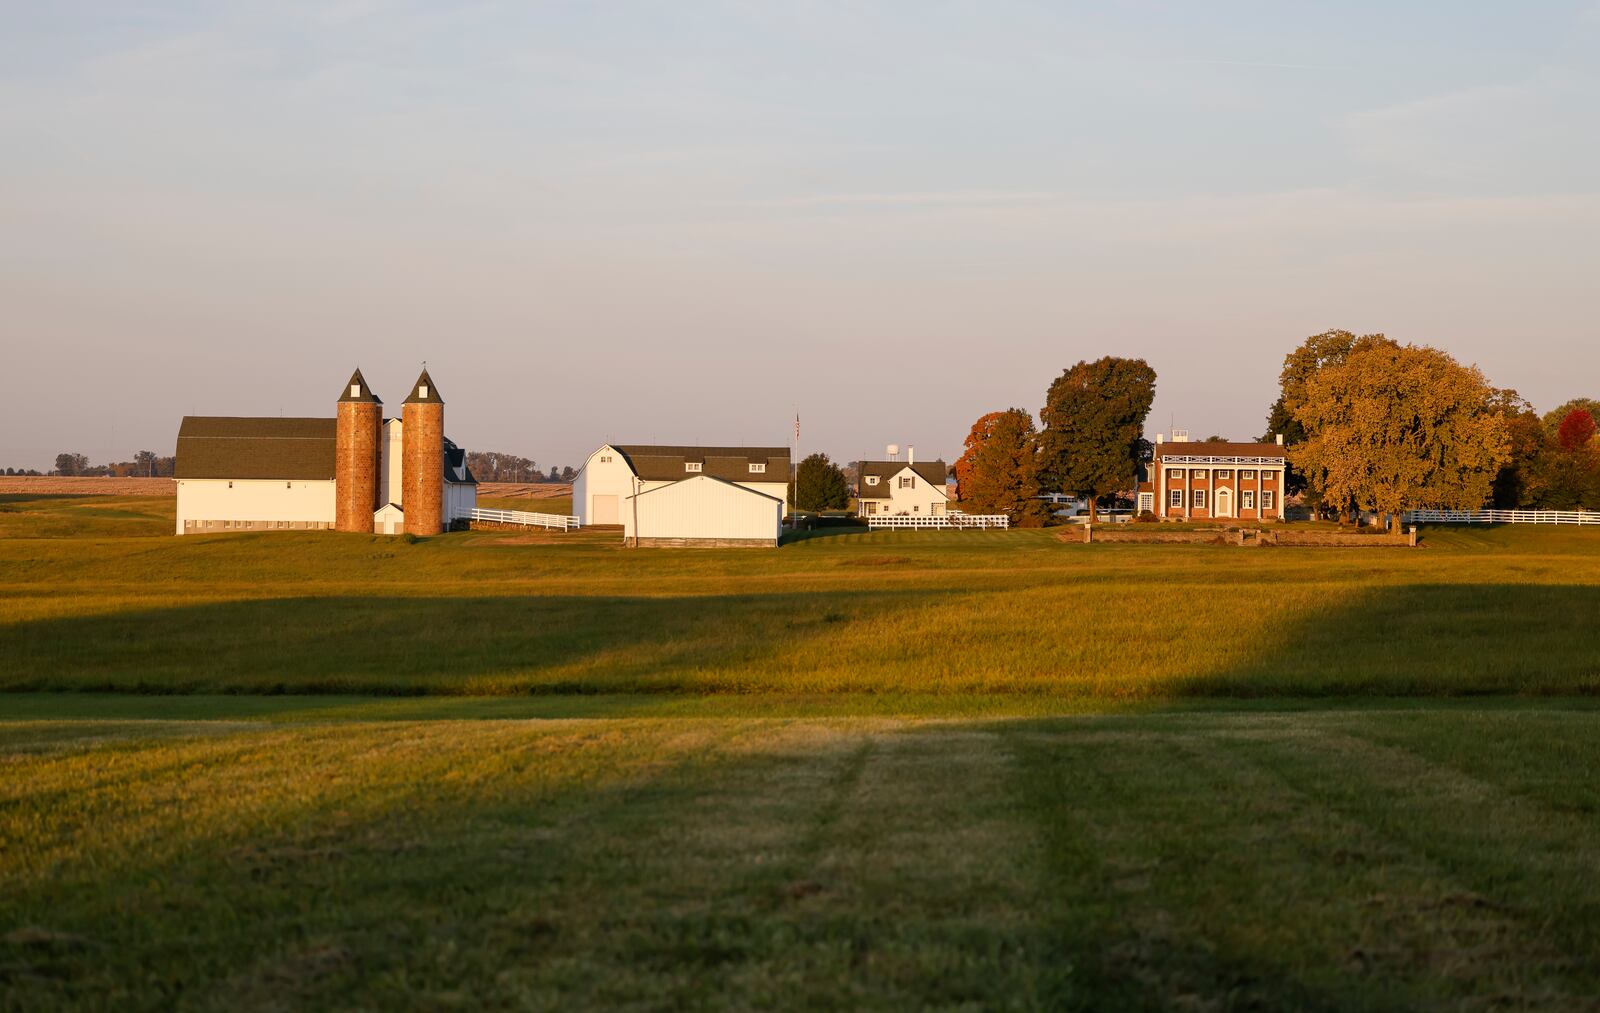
left=622, top=476, right=782, bottom=543
left=857, top=466, right=947, bottom=517
left=379, top=418, right=404, bottom=506
left=444, top=481, right=476, bottom=523
left=176, top=479, right=336, bottom=534
left=573, top=446, right=638, bottom=525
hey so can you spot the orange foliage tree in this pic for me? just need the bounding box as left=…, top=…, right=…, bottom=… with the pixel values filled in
left=953, top=409, right=1050, bottom=526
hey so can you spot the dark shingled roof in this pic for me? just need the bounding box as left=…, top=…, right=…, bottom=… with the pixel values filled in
left=175, top=417, right=337, bottom=480
left=1155, top=441, right=1286, bottom=460
left=337, top=368, right=382, bottom=404
left=614, top=445, right=790, bottom=483
left=177, top=415, right=477, bottom=484
left=856, top=460, right=949, bottom=500
left=403, top=369, right=443, bottom=405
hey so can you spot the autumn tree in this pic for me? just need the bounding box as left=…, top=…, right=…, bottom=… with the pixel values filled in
left=1557, top=408, right=1598, bottom=451
left=1541, top=398, right=1600, bottom=439
left=1038, top=358, right=1156, bottom=522
left=1291, top=341, right=1511, bottom=523
left=953, top=409, right=1049, bottom=526
left=792, top=452, right=849, bottom=511
left=1490, top=392, right=1548, bottom=508
left=1262, top=329, right=1394, bottom=505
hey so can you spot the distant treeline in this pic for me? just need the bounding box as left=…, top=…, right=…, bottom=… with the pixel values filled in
left=35, top=452, right=176, bottom=478
left=464, top=451, right=574, bottom=483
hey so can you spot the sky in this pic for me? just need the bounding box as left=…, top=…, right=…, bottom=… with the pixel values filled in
left=2, top=1, right=1597, bottom=472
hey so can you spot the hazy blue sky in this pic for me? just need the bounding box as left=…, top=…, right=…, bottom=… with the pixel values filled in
left=2, top=1, right=1597, bottom=471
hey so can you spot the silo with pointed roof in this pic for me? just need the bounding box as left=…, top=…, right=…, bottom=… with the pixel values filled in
left=335, top=369, right=382, bottom=533
left=401, top=369, right=445, bottom=535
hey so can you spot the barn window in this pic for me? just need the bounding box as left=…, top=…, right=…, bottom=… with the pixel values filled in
left=600, top=455, right=612, bottom=463
left=1192, top=490, right=1207, bottom=509
left=350, top=384, right=361, bottom=397
left=748, top=463, right=766, bottom=474
left=418, top=384, right=429, bottom=398
left=685, top=462, right=702, bottom=473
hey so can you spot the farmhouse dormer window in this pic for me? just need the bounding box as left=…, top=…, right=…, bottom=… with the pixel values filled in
left=685, top=462, right=702, bottom=472
left=865, top=476, right=879, bottom=486
left=748, top=463, right=766, bottom=474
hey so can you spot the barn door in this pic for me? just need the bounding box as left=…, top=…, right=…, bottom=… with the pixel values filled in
left=592, top=494, right=619, bottom=525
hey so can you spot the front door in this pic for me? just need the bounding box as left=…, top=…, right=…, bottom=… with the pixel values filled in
left=1215, top=488, right=1233, bottom=518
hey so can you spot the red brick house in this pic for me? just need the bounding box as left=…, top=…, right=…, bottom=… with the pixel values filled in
left=1136, top=431, right=1288, bottom=521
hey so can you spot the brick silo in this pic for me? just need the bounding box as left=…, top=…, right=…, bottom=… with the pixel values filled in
left=402, top=368, right=445, bottom=535
left=335, top=368, right=383, bottom=533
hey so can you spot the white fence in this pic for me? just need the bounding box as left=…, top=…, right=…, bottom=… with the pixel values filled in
left=468, top=507, right=581, bottom=531
left=1402, top=508, right=1600, bottom=526
left=865, top=513, right=1010, bottom=530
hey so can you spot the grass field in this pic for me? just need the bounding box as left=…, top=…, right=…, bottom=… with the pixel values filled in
left=2, top=493, right=1598, bottom=697
left=5, top=492, right=1600, bottom=1007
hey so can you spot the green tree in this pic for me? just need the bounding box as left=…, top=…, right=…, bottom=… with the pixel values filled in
left=953, top=409, right=1049, bottom=526
left=1038, top=358, right=1156, bottom=522
left=1292, top=341, right=1511, bottom=522
left=1490, top=392, right=1548, bottom=508
left=792, top=452, right=849, bottom=511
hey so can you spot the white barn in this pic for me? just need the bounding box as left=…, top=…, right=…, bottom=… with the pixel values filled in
left=855, top=458, right=950, bottom=519
left=174, top=370, right=478, bottom=535
left=574, top=444, right=791, bottom=546
left=621, top=475, right=784, bottom=547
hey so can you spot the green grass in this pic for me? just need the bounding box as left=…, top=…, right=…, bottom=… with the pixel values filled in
left=6, top=703, right=1600, bottom=1008
left=2, top=493, right=1598, bottom=697
left=7, top=493, right=1600, bottom=1006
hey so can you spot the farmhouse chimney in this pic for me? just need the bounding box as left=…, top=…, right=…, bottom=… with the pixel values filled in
left=334, top=368, right=382, bottom=533
left=402, top=368, right=445, bottom=535
left=908, top=445, right=915, bottom=466
left=1156, top=434, right=1164, bottom=445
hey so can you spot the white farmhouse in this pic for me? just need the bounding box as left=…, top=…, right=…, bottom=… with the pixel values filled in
left=574, top=444, right=791, bottom=547
left=855, top=457, right=950, bottom=519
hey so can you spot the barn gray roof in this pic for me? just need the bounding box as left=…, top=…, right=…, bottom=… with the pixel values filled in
left=176, top=415, right=476, bottom=483
left=175, top=417, right=337, bottom=480
left=613, top=445, right=791, bottom=483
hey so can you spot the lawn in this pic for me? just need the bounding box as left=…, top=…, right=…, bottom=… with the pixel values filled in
left=1, top=493, right=1598, bottom=697
left=4, top=492, right=1600, bottom=1007
left=6, top=700, right=1600, bottom=1008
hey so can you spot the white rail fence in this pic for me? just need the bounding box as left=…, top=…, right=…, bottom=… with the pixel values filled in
left=1402, top=508, right=1600, bottom=526
left=468, top=507, right=581, bottom=531
left=865, top=513, right=1010, bottom=530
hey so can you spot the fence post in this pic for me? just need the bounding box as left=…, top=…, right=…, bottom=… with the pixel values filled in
left=1083, top=523, right=1092, bottom=544
left=1409, top=525, right=1417, bottom=547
